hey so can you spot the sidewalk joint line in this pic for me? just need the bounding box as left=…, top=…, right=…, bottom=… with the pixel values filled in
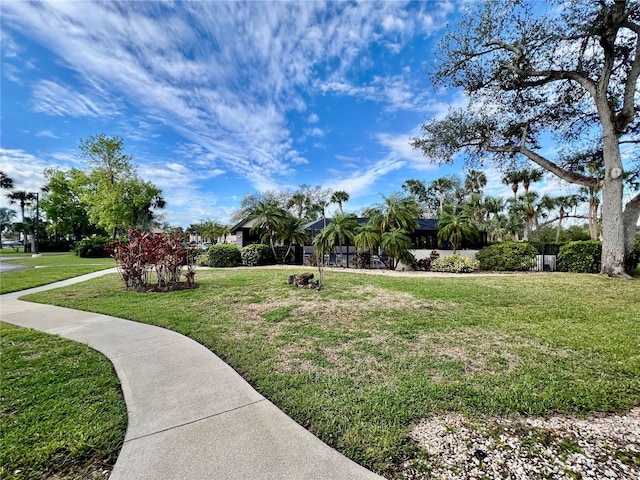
left=122, top=398, right=267, bottom=443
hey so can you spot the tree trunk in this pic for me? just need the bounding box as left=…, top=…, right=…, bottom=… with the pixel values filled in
left=599, top=134, right=627, bottom=277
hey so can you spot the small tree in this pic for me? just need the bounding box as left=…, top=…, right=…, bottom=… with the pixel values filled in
left=437, top=206, right=479, bottom=253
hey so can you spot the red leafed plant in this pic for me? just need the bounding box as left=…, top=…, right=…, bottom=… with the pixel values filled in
left=111, top=229, right=197, bottom=292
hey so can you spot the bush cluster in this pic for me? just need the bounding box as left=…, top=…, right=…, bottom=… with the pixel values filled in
left=430, top=254, right=478, bottom=273
left=74, top=237, right=111, bottom=258
left=111, top=229, right=196, bottom=291
left=476, top=242, right=537, bottom=271
left=412, top=250, right=441, bottom=271
left=201, top=243, right=242, bottom=268
left=37, top=240, right=73, bottom=253
left=241, top=244, right=274, bottom=266
left=557, top=241, right=602, bottom=273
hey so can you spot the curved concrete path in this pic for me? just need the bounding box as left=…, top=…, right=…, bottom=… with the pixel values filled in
left=0, top=269, right=382, bottom=480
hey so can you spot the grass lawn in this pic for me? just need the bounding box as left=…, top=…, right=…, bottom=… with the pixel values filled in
left=0, top=323, right=127, bottom=480
left=0, top=254, right=115, bottom=294
left=20, top=268, right=640, bottom=476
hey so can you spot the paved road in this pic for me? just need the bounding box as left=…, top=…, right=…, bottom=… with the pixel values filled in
left=0, top=269, right=383, bottom=480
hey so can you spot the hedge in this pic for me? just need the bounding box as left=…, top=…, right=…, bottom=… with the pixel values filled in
left=476, top=242, right=537, bottom=271
left=557, top=241, right=602, bottom=273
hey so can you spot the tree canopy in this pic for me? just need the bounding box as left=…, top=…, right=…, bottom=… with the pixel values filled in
left=411, top=0, right=640, bottom=277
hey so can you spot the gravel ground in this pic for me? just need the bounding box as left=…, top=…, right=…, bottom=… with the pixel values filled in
left=403, top=408, right=639, bottom=479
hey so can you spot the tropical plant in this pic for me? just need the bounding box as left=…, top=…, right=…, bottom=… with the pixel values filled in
left=428, top=176, right=457, bottom=212
left=464, top=169, right=487, bottom=194
left=316, top=213, right=358, bottom=264
left=369, top=192, right=420, bottom=233
left=437, top=206, right=479, bottom=253
left=248, top=200, right=287, bottom=260
left=354, top=222, right=381, bottom=268
left=6, top=190, right=36, bottom=252
left=276, top=213, right=308, bottom=264
left=204, top=244, right=242, bottom=268
left=330, top=190, right=350, bottom=214
left=380, top=228, right=414, bottom=270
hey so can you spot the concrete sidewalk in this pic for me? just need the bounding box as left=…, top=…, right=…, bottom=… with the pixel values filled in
left=1, top=269, right=382, bottom=479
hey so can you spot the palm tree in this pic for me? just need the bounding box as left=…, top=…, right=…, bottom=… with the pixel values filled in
left=287, top=192, right=309, bottom=219
left=370, top=192, right=419, bottom=232
left=0, top=172, right=14, bottom=190
left=502, top=171, right=521, bottom=199
left=248, top=200, right=287, bottom=259
left=6, top=190, right=36, bottom=252
left=464, top=169, right=487, bottom=194
left=437, top=206, right=479, bottom=253
left=0, top=207, right=17, bottom=248
left=317, top=213, right=358, bottom=266
left=354, top=222, right=381, bottom=268
left=380, top=228, right=414, bottom=270
left=429, top=177, right=456, bottom=212
left=512, top=191, right=540, bottom=241
left=330, top=191, right=350, bottom=214
left=520, top=168, right=544, bottom=194
left=276, top=213, right=309, bottom=264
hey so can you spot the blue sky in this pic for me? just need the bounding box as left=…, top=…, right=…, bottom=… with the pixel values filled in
left=1, top=0, right=572, bottom=227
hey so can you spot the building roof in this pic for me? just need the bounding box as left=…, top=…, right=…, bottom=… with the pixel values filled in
left=306, top=217, right=438, bottom=231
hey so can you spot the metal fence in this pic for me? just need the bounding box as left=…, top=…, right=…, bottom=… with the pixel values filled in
left=529, top=243, right=563, bottom=272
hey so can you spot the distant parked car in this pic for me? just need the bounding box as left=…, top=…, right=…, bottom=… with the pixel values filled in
left=3, top=240, right=23, bottom=252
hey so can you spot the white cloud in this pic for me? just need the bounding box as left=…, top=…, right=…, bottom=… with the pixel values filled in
left=32, top=80, right=119, bottom=118
left=0, top=149, right=48, bottom=209
left=35, top=130, right=59, bottom=139
left=307, top=113, right=319, bottom=123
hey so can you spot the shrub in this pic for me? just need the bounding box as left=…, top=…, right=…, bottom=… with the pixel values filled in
left=241, top=244, right=274, bottom=266
left=74, top=237, right=111, bottom=258
left=557, top=240, right=602, bottom=273
left=205, top=243, right=242, bottom=268
left=412, top=251, right=440, bottom=271
left=111, top=229, right=196, bottom=291
left=37, top=240, right=73, bottom=252
left=476, top=242, right=537, bottom=271
left=431, top=254, right=479, bottom=273
left=352, top=252, right=371, bottom=269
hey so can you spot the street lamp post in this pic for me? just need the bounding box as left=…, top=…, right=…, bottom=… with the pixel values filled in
left=34, top=192, right=39, bottom=255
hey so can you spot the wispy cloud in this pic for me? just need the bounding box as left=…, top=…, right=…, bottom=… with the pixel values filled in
left=1, top=0, right=453, bottom=197
left=32, top=80, right=119, bottom=118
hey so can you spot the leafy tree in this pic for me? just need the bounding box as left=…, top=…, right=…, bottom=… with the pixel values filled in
left=437, top=206, right=479, bottom=253
left=330, top=190, right=350, bottom=214
left=40, top=168, right=98, bottom=241
left=0, top=207, right=16, bottom=248
left=78, top=134, right=165, bottom=237
left=411, top=0, right=640, bottom=277
left=0, top=172, right=14, bottom=190
left=6, top=190, right=36, bottom=252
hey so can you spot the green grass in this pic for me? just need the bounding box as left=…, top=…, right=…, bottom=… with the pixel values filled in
left=0, top=323, right=127, bottom=480
left=0, top=254, right=115, bottom=294
left=20, top=269, right=640, bottom=476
